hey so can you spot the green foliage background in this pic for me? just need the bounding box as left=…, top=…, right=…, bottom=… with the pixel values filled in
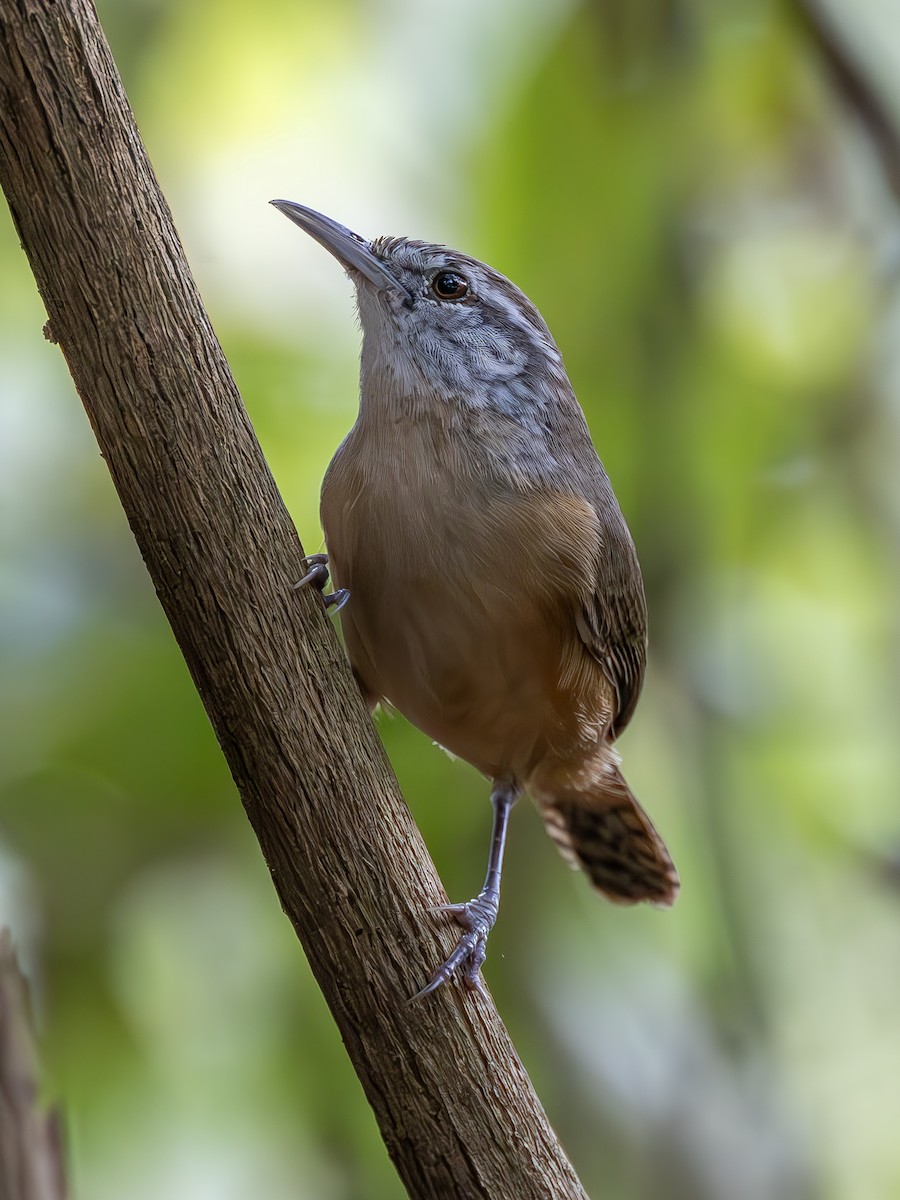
left=2, top=1, right=900, bottom=1196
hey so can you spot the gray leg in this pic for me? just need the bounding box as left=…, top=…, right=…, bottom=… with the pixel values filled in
left=293, top=553, right=349, bottom=612
left=413, top=778, right=521, bottom=999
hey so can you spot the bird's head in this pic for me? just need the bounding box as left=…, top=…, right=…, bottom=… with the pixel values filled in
left=272, top=200, right=567, bottom=418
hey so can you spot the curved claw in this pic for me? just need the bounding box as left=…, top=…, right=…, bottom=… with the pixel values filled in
left=293, top=553, right=329, bottom=591
left=411, top=889, right=500, bottom=1000
left=293, top=553, right=349, bottom=614
left=324, top=587, right=350, bottom=613
left=411, top=929, right=486, bottom=1001
left=428, top=902, right=469, bottom=918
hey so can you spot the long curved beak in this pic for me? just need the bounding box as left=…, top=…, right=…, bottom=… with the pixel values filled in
left=270, top=200, right=400, bottom=293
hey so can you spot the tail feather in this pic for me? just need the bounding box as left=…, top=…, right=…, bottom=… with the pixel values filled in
left=538, top=765, right=679, bottom=906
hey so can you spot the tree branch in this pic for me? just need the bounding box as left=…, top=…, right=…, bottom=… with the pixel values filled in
left=0, top=932, right=66, bottom=1200
left=794, top=0, right=900, bottom=205
left=0, top=1, right=587, bottom=1197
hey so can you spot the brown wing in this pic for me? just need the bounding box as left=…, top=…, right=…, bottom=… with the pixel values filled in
left=573, top=489, right=648, bottom=739
left=532, top=484, right=647, bottom=739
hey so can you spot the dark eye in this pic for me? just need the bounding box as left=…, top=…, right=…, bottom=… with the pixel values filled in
left=431, top=270, right=469, bottom=301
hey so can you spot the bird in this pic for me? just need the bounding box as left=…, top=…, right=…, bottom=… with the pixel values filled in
left=272, top=200, right=679, bottom=998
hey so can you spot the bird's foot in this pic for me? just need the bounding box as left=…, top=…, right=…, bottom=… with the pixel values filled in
left=412, top=888, right=500, bottom=1000
left=293, top=553, right=349, bottom=612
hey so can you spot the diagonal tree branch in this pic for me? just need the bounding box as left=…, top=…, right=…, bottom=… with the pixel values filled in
left=793, top=0, right=900, bottom=205
left=0, top=1, right=587, bottom=1197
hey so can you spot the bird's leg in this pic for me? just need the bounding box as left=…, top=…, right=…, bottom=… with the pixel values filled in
left=293, top=552, right=350, bottom=613
left=413, top=778, right=521, bottom=999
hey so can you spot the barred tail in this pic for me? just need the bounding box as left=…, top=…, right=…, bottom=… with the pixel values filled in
left=537, top=764, right=679, bottom=906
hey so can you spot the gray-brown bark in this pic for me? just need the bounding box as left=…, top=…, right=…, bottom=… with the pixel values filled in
left=0, top=932, right=66, bottom=1200
left=0, top=2, right=587, bottom=1197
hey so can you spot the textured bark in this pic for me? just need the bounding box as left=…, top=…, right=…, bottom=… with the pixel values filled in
left=0, top=2, right=588, bottom=1197
left=0, top=933, right=66, bottom=1200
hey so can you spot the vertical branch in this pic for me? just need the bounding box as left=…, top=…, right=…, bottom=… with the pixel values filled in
left=0, top=932, right=66, bottom=1200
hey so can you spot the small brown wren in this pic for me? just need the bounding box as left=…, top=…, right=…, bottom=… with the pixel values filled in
left=272, top=200, right=679, bottom=998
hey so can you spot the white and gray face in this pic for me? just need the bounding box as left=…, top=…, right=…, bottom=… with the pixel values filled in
left=272, top=201, right=567, bottom=415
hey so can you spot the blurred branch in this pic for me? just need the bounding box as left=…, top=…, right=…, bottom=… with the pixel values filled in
left=0, top=3, right=586, bottom=1198
left=0, top=932, right=66, bottom=1200
left=794, top=0, right=900, bottom=204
